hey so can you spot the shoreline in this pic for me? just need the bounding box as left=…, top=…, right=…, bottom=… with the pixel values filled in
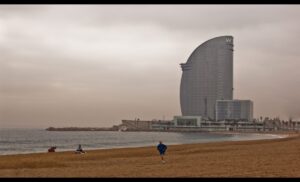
left=0, top=132, right=300, bottom=177
left=207, top=130, right=298, bottom=137
left=0, top=130, right=292, bottom=157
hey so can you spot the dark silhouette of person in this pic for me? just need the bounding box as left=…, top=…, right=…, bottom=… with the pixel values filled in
left=75, top=144, right=86, bottom=154
left=157, top=141, right=167, bottom=163
left=48, top=146, right=56, bottom=152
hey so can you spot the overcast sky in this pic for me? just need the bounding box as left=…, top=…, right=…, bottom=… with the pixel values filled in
left=0, top=5, right=300, bottom=128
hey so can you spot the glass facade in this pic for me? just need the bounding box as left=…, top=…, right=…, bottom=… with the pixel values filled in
left=177, top=118, right=198, bottom=126
left=173, top=116, right=202, bottom=127
left=216, top=100, right=253, bottom=121
left=180, top=36, right=234, bottom=120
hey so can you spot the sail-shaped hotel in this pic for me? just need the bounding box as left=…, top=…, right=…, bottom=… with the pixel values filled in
left=180, top=36, right=234, bottom=120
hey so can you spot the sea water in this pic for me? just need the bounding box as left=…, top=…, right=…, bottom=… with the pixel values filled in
left=0, top=128, right=282, bottom=155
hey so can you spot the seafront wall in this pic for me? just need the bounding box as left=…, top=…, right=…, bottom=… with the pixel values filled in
left=46, top=119, right=300, bottom=132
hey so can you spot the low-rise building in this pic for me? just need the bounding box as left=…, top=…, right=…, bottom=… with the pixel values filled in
left=173, top=116, right=202, bottom=127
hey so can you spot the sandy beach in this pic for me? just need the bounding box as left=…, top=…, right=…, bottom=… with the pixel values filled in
left=0, top=132, right=299, bottom=177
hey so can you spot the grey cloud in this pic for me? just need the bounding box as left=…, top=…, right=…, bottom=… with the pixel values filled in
left=3, top=5, right=300, bottom=32
left=76, top=6, right=300, bottom=33
left=1, top=5, right=300, bottom=128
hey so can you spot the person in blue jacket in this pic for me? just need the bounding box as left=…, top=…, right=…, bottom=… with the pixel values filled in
left=157, top=141, right=167, bottom=163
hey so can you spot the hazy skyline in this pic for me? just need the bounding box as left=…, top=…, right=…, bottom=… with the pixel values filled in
left=1, top=5, right=300, bottom=128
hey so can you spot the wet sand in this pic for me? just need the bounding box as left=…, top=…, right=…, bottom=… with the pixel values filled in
left=0, top=132, right=299, bottom=177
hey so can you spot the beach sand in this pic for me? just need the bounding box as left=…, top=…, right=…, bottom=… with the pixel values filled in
left=0, top=132, right=300, bottom=177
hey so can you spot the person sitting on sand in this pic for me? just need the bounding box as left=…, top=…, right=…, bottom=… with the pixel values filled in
left=157, top=141, right=167, bottom=163
left=75, top=144, right=86, bottom=154
left=48, top=146, right=56, bottom=152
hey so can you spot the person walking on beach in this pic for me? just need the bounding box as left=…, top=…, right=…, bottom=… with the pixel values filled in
left=75, top=144, right=86, bottom=154
left=157, top=141, right=167, bottom=163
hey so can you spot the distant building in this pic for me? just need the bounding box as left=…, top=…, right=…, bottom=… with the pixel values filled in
left=173, top=116, right=202, bottom=127
left=121, top=120, right=152, bottom=130
left=120, top=119, right=174, bottom=131
left=180, top=36, right=234, bottom=120
left=215, top=100, right=253, bottom=121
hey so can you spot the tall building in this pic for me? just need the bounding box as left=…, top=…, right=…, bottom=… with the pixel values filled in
left=215, top=100, right=253, bottom=121
left=180, top=36, right=234, bottom=120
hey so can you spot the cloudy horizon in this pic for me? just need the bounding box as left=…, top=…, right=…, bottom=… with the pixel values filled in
left=1, top=5, right=300, bottom=128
